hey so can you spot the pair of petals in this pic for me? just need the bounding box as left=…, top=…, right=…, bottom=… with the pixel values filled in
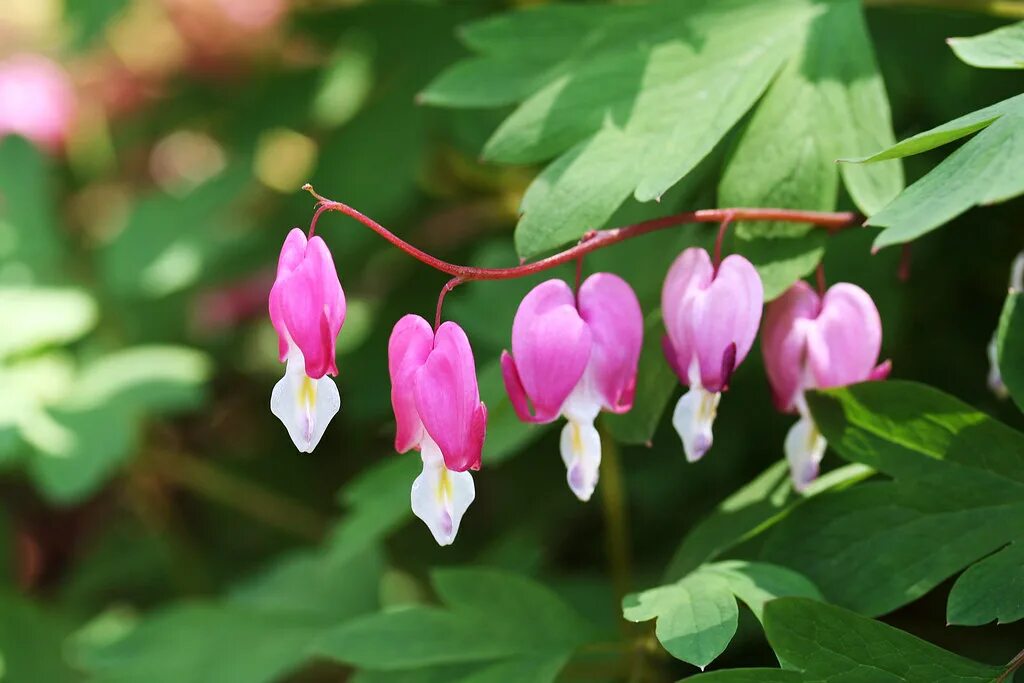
left=662, top=248, right=763, bottom=393
left=269, top=228, right=346, bottom=380
left=388, top=316, right=487, bottom=473
left=762, top=281, right=890, bottom=413
left=501, top=274, right=643, bottom=424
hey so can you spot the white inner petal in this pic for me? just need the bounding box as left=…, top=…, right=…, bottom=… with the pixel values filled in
left=559, top=418, right=601, bottom=502
left=784, top=412, right=827, bottom=492
left=672, top=381, right=721, bottom=463
left=410, top=436, right=475, bottom=546
left=270, top=351, right=340, bottom=453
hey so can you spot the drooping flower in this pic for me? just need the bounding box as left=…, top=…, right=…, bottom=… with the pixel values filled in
left=661, top=248, right=763, bottom=462
left=389, top=315, right=487, bottom=546
left=762, top=280, right=890, bottom=491
left=0, top=54, right=76, bottom=152
left=988, top=251, right=1024, bottom=398
left=501, top=274, right=642, bottom=501
left=269, top=228, right=346, bottom=452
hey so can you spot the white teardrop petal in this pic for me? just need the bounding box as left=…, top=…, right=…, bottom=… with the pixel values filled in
left=270, top=355, right=340, bottom=453
left=410, top=438, right=474, bottom=546
left=559, top=419, right=601, bottom=502
left=784, top=414, right=827, bottom=492
left=672, top=385, right=721, bottom=462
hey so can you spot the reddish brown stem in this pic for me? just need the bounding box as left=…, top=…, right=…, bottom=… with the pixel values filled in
left=434, top=277, right=463, bottom=331
left=816, top=262, right=827, bottom=297
left=712, top=212, right=735, bottom=273
left=302, top=184, right=860, bottom=284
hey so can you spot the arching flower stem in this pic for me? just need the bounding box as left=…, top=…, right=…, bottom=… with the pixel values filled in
left=302, top=183, right=861, bottom=284
left=434, top=277, right=463, bottom=331
left=816, top=262, right=828, bottom=297
left=712, top=212, right=735, bottom=273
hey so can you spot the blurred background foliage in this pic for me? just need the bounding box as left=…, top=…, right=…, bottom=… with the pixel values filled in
left=0, top=0, right=1023, bottom=681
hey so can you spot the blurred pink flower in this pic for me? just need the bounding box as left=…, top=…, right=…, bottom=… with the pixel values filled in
left=268, top=229, right=346, bottom=453
left=763, top=280, right=890, bottom=490
left=215, top=0, right=285, bottom=30
left=661, top=248, right=763, bottom=462
left=0, top=54, right=76, bottom=152
left=502, top=274, right=642, bottom=501
left=390, top=316, right=487, bottom=545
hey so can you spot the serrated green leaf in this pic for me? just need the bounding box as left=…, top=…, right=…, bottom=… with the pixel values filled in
left=666, top=460, right=872, bottom=580
left=77, top=541, right=384, bottom=683
left=763, top=598, right=1001, bottom=682
left=762, top=381, right=1024, bottom=617
left=686, top=599, right=1001, bottom=682
left=996, top=290, right=1024, bottom=411
left=317, top=569, right=590, bottom=674
left=949, top=20, right=1024, bottom=69
left=947, top=540, right=1024, bottom=626
left=0, top=287, right=97, bottom=360
left=720, top=0, right=902, bottom=298
left=843, top=92, right=1024, bottom=249
left=623, top=561, right=819, bottom=668
left=427, top=0, right=824, bottom=259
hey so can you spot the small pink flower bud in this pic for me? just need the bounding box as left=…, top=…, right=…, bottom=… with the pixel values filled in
left=0, top=54, right=76, bottom=153
left=389, top=316, right=487, bottom=545
left=762, top=280, right=891, bottom=490
left=661, top=248, right=763, bottom=462
left=501, top=274, right=643, bottom=501
left=268, top=229, right=346, bottom=453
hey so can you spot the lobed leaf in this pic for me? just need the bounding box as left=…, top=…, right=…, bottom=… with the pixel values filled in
left=949, top=20, right=1024, bottom=70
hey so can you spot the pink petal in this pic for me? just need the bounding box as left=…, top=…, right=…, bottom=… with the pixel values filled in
left=661, top=249, right=763, bottom=392
left=388, top=314, right=433, bottom=453
left=577, top=273, right=643, bottom=413
left=689, top=254, right=763, bottom=391
left=762, top=281, right=821, bottom=412
left=269, top=229, right=308, bottom=362
left=506, top=279, right=592, bottom=422
left=501, top=351, right=549, bottom=423
left=661, top=248, right=714, bottom=384
left=0, top=54, right=76, bottom=152
left=414, top=322, right=486, bottom=472
left=268, top=230, right=345, bottom=378
left=806, top=283, right=883, bottom=389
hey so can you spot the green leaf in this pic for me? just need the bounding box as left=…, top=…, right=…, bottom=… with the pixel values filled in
left=317, top=568, right=591, bottom=674
left=78, top=541, right=384, bottom=683
left=328, top=456, right=421, bottom=565
left=719, top=0, right=902, bottom=298
left=666, top=460, right=872, bottom=580
left=996, top=290, right=1024, bottom=411
left=100, top=167, right=253, bottom=298
left=426, top=0, right=823, bottom=258
left=603, top=310, right=678, bottom=445
left=846, top=93, right=1024, bottom=249
left=65, top=0, right=130, bottom=51
left=763, top=598, right=1002, bottom=682
left=0, top=137, right=63, bottom=283
left=762, top=381, right=1024, bottom=617
left=686, top=599, right=1002, bottom=682
left=947, top=540, right=1024, bottom=626
left=0, top=591, right=78, bottom=683
left=0, top=287, right=97, bottom=360
left=622, top=561, right=820, bottom=668
left=949, top=20, right=1024, bottom=69
left=21, top=346, right=211, bottom=504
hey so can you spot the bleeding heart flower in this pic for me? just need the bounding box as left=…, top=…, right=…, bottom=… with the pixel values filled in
left=501, top=274, right=642, bottom=501
left=269, top=228, right=346, bottom=452
left=389, top=315, right=487, bottom=546
left=762, top=280, right=891, bottom=491
left=988, top=251, right=1024, bottom=398
left=0, top=54, right=76, bottom=153
left=661, top=248, right=763, bottom=462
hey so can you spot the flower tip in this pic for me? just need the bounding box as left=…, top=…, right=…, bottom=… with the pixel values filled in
left=686, top=434, right=712, bottom=463
left=568, top=462, right=595, bottom=502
